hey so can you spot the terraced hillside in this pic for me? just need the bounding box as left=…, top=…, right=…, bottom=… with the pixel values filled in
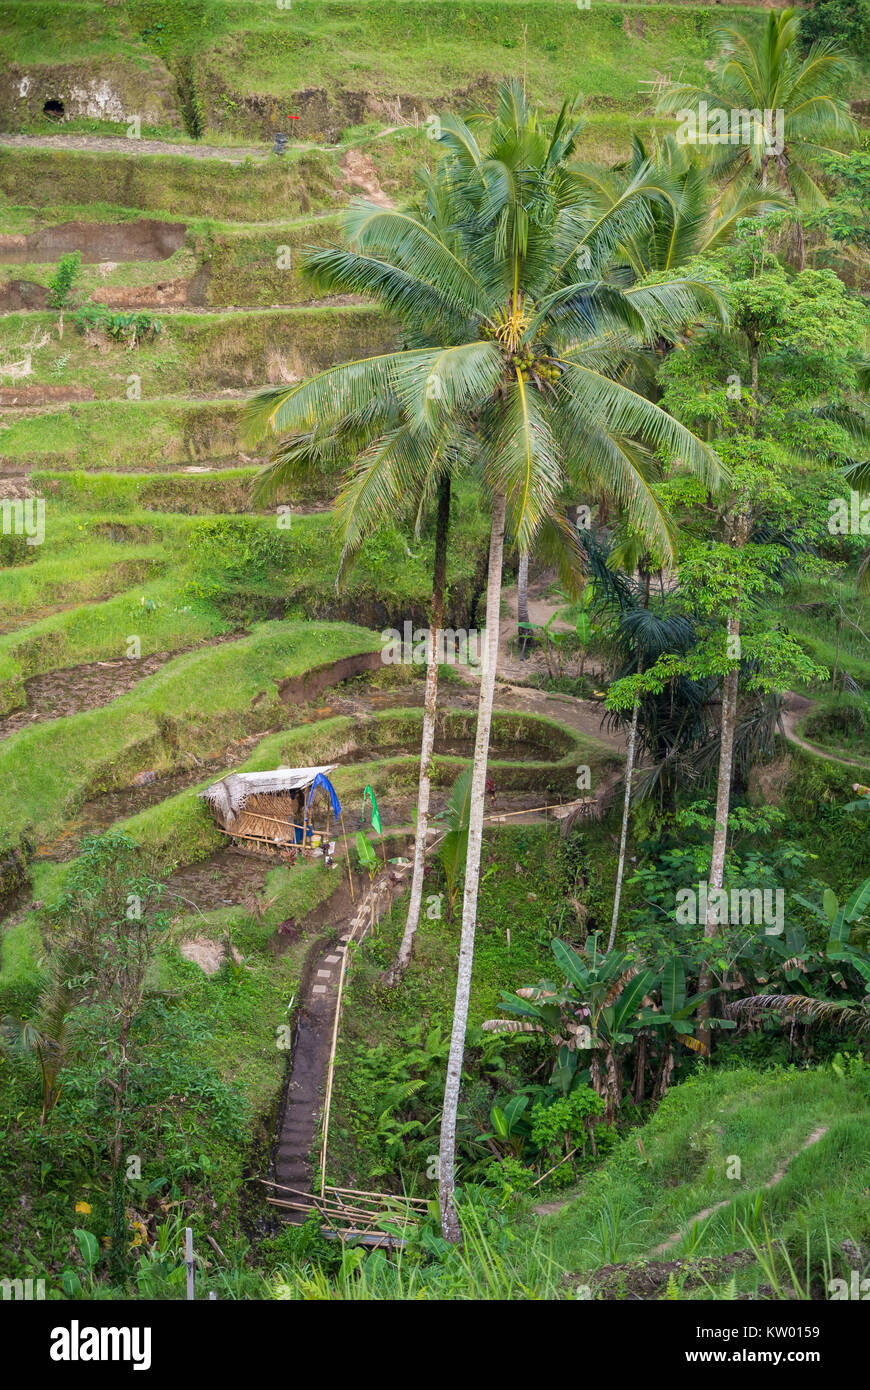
left=0, top=27, right=629, bottom=1269
left=0, top=2, right=800, bottom=140
left=0, top=1, right=868, bottom=1323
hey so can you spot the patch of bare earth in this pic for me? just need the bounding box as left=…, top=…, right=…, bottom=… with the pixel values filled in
left=178, top=935, right=243, bottom=975
left=0, top=633, right=240, bottom=741
left=339, top=148, right=394, bottom=207
left=576, top=1250, right=757, bottom=1300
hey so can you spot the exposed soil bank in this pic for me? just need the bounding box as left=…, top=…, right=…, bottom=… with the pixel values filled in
left=277, top=649, right=382, bottom=704
left=0, top=62, right=181, bottom=134
left=0, top=219, right=187, bottom=264
left=0, top=279, right=48, bottom=311
left=0, top=385, right=95, bottom=407
left=92, top=277, right=197, bottom=309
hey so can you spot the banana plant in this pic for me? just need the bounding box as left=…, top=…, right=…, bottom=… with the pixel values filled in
left=356, top=830, right=379, bottom=881
left=482, top=933, right=660, bottom=1119
left=482, top=1094, right=532, bottom=1158
left=776, top=875, right=870, bottom=991
left=554, top=583, right=599, bottom=680
left=727, top=876, right=870, bottom=1040
left=635, top=955, right=731, bottom=1100
left=517, top=611, right=566, bottom=678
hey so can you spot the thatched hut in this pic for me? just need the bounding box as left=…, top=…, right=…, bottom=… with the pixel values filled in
left=199, top=765, right=341, bottom=857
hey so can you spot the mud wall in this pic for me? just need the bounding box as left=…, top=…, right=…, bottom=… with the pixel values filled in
left=0, top=219, right=188, bottom=265
left=0, top=60, right=182, bottom=131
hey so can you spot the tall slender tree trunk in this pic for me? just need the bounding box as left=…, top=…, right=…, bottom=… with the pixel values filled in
left=385, top=477, right=451, bottom=984
left=607, top=693, right=640, bottom=953
left=608, top=574, right=649, bottom=953
left=780, top=160, right=805, bottom=272
left=517, top=549, right=530, bottom=657
left=697, top=612, right=741, bottom=1052
left=439, top=491, right=506, bottom=1243
left=698, top=510, right=750, bottom=1051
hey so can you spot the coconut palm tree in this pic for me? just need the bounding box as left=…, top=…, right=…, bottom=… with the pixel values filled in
left=657, top=8, right=858, bottom=268
left=575, top=132, right=788, bottom=285
left=245, top=79, right=724, bottom=1240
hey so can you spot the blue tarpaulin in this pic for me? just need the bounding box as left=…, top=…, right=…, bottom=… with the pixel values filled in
left=306, top=772, right=342, bottom=819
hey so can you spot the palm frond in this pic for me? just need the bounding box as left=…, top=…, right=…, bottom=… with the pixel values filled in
left=728, top=993, right=870, bottom=1034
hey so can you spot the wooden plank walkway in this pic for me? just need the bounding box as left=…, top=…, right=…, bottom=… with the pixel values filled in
left=262, top=1180, right=430, bottom=1249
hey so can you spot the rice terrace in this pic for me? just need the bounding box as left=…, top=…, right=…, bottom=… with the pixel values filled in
left=0, top=0, right=869, bottom=1347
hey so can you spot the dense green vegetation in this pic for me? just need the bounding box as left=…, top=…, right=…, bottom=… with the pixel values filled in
left=0, top=0, right=868, bottom=1319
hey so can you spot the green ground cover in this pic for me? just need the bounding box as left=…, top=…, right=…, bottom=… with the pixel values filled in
left=549, top=1062, right=870, bottom=1297
left=0, top=304, right=396, bottom=396
left=0, top=398, right=245, bottom=471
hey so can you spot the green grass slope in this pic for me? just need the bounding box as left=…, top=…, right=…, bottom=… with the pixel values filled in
left=549, top=1063, right=870, bottom=1298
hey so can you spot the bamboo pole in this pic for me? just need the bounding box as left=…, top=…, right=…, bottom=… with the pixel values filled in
left=482, top=803, right=555, bottom=822
left=266, top=1195, right=393, bottom=1222
left=339, top=813, right=355, bottom=902
left=323, top=1185, right=431, bottom=1207
left=530, top=1146, right=578, bottom=1188
left=185, top=1227, right=195, bottom=1301
left=261, top=1178, right=430, bottom=1209
left=319, top=941, right=349, bottom=1197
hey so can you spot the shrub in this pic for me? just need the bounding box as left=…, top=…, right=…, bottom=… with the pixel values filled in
left=47, top=251, right=82, bottom=310
left=799, top=0, right=870, bottom=57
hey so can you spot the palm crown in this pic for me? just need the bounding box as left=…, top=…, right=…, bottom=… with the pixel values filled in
left=246, top=80, right=726, bottom=563
left=656, top=8, right=857, bottom=207
left=574, top=132, right=787, bottom=282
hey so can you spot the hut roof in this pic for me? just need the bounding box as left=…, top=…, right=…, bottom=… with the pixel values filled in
left=199, top=766, right=336, bottom=825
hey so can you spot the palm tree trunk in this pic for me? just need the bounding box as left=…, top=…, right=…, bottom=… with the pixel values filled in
left=517, top=550, right=530, bottom=657
left=385, top=476, right=451, bottom=985
left=608, top=599, right=648, bottom=953
left=438, top=490, right=506, bottom=1243
left=780, top=159, right=805, bottom=271
left=607, top=694, right=640, bottom=953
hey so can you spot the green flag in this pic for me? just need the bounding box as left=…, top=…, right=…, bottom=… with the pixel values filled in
left=363, top=785, right=382, bottom=835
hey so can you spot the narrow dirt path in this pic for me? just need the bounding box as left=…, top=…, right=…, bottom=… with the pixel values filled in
left=273, top=864, right=410, bottom=1200
left=0, top=134, right=329, bottom=161
left=458, top=577, right=626, bottom=751
left=497, top=579, right=574, bottom=682
left=338, top=148, right=395, bottom=207
left=781, top=693, right=869, bottom=770
left=653, top=1124, right=829, bottom=1254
